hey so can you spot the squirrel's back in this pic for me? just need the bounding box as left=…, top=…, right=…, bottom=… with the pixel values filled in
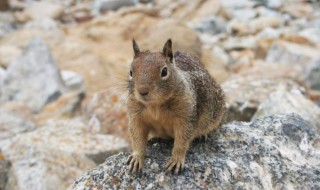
left=174, top=51, right=225, bottom=123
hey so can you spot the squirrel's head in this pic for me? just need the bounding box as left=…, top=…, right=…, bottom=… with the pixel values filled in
left=129, top=39, right=176, bottom=105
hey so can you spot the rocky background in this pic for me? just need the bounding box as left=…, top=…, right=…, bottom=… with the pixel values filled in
left=0, top=0, right=319, bottom=190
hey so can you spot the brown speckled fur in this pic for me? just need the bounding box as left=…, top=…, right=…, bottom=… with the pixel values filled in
left=127, top=39, right=225, bottom=174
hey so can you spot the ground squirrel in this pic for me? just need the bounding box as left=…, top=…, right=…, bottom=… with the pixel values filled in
left=127, top=39, right=225, bottom=174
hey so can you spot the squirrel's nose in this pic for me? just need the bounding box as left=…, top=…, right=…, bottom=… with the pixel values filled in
left=138, top=87, right=149, bottom=96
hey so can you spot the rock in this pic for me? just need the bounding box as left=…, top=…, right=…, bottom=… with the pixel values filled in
left=154, top=0, right=222, bottom=22
left=0, top=45, right=22, bottom=68
left=0, top=23, right=16, bottom=39
left=0, top=108, right=35, bottom=141
left=299, top=28, right=320, bottom=44
left=0, top=102, right=34, bottom=121
left=233, top=60, right=303, bottom=82
left=250, top=16, right=283, bottom=33
left=253, top=85, right=320, bottom=131
left=228, top=8, right=257, bottom=21
left=0, top=150, right=10, bottom=190
left=35, top=91, right=85, bottom=125
left=304, top=59, right=320, bottom=91
left=221, top=0, right=256, bottom=9
left=61, top=70, right=85, bottom=93
left=281, top=2, right=315, bottom=18
left=189, top=16, right=227, bottom=35
left=82, top=90, right=130, bottom=140
left=69, top=113, right=320, bottom=189
left=227, top=16, right=283, bottom=36
left=222, top=75, right=304, bottom=122
left=23, top=1, right=64, bottom=21
left=0, top=37, right=66, bottom=112
left=222, top=36, right=257, bottom=51
left=0, top=119, right=129, bottom=190
left=227, top=20, right=253, bottom=36
left=24, top=18, right=60, bottom=31
left=265, top=40, right=320, bottom=72
left=92, top=0, right=136, bottom=15
left=256, top=27, right=280, bottom=39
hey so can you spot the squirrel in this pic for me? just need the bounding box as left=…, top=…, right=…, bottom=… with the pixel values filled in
left=127, top=39, right=225, bottom=174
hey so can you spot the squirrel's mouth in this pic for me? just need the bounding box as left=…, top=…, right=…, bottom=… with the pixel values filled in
left=136, top=94, right=157, bottom=105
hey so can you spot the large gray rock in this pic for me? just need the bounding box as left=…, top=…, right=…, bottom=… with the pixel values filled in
left=69, top=113, right=320, bottom=189
left=222, top=76, right=304, bottom=122
left=0, top=38, right=66, bottom=113
left=0, top=108, right=35, bottom=141
left=0, top=119, right=129, bottom=190
left=252, top=85, right=320, bottom=131
left=265, top=40, right=320, bottom=72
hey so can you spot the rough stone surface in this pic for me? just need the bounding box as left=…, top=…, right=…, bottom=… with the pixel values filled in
left=69, top=113, right=320, bottom=190
left=265, top=40, right=320, bottom=72
left=222, top=76, right=304, bottom=122
left=92, top=0, right=136, bottom=15
left=304, top=59, right=320, bottom=91
left=0, top=108, right=35, bottom=141
left=23, top=1, right=64, bottom=21
left=190, top=16, right=226, bottom=35
left=253, top=85, right=320, bottom=131
left=61, top=70, right=85, bottom=93
left=0, top=38, right=66, bottom=112
left=0, top=119, right=129, bottom=190
left=0, top=150, right=10, bottom=190
left=0, top=45, right=21, bottom=68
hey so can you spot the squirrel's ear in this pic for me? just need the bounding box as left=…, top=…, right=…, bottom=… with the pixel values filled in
left=162, top=38, right=173, bottom=63
left=132, top=39, right=140, bottom=56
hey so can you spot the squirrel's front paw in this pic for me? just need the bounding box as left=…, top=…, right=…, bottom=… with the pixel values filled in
left=165, top=156, right=185, bottom=174
left=127, top=154, right=145, bottom=173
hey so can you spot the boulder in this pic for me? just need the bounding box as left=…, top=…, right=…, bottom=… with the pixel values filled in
left=252, top=85, right=320, bottom=131
left=0, top=108, right=35, bottom=141
left=265, top=40, right=320, bottom=72
left=0, top=38, right=66, bottom=113
left=222, top=75, right=304, bottom=122
left=69, top=113, right=320, bottom=189
left=0, top=119, right=129, bottom=190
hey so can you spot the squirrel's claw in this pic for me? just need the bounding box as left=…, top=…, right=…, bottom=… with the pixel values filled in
left=165, top=157, right=185, bottom=174
left=127, top=154, right=144, bottom=173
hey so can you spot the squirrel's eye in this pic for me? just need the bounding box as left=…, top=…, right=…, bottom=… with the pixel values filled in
left=130, top=70, right=133, bottom=77
left=161, top=67, right=167, bottom=78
